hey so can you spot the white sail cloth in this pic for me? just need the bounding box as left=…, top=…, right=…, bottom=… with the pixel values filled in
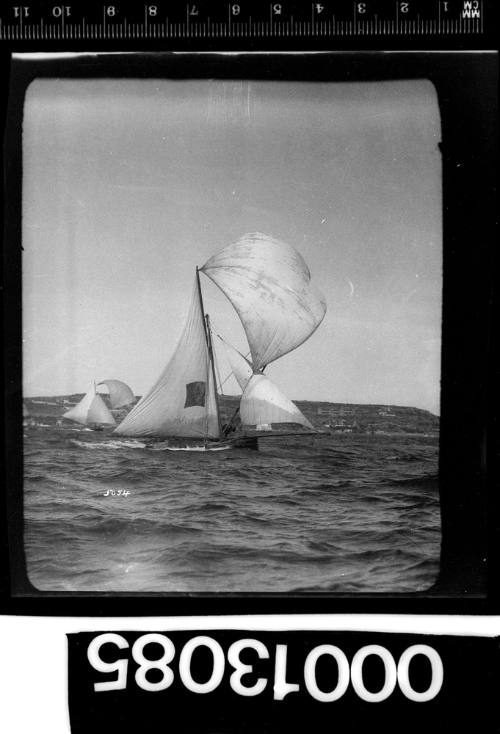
left=240, top=374, right=313, bottom=430
left=98, top=379, right=135, bottom=409
left=63, top=387, right=116, bottom=426
left=219, top=336, right=253, bottom=392
left=201, top=233, right=326, bottom=372
left=115, top=280, right=220, bottom=439
left=219, top=335, right=313, bottom=430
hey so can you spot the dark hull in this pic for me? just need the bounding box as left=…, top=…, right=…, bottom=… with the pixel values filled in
left=142, top=429, right=326, bottom=451
left=223, top=435, right=259, bottom=450
left=143, top=436, right=258, bottom=451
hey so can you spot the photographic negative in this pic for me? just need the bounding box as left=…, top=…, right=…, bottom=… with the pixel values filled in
left=19, top=64, right=442, bottom=594
left=2, top=51, right=495, bottom=608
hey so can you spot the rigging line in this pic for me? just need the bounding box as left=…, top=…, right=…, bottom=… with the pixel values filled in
left=197, top=267, right=222, bottom=438
left=207, top=320, right=225, bottom=395
left=215, top=332, right=252, bottom=365
left=206, top=313, right=223, bottom=438
left=205, top=368, right=210, bottom=444
left=216, top=332, right=251, bottom=362
left=215, top=333, right=253, bottom=390
left=219, top=371, right=236, bottom=390
left=213, top=341, right=225, bottom=396
left=196, top=267, right=210, bottom=442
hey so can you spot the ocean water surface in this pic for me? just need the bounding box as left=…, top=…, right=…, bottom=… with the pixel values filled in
left=23, top=413, right=441, bottom=593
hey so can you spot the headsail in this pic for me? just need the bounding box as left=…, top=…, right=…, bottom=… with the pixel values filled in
left=98, top=379, right=135, bottom=409
left=114, top=279, right=220, bottom=439
left=218, top=336, right=253, bottom=392
left=63, top=388, right=97, bottom=425
left=87, top=394, right=117, bottom=425
left=201, top=233, right=326, bottom=371
left=240, top=374, right=314, bottom=430
left=63, top=386, right=116, bottom=426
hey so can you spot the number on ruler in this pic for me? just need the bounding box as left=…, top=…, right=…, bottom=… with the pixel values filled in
left=52, top=5, right=71, bottom=17
left=13, top=7, right=30, bottom=18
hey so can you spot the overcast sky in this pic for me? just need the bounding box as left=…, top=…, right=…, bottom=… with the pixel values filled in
left=23, top=76, right=442, bottom=413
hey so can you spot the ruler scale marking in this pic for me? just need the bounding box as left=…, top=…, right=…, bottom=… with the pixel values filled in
left=0, top=2, right=490, bottom=41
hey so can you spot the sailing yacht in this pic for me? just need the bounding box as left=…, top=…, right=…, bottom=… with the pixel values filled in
left=114, top=233, right=326, bottom=449
left=62, top=383, right=116, bottom=430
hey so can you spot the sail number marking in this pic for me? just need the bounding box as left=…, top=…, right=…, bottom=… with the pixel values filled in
left=88, top=634, right=444, bottom=702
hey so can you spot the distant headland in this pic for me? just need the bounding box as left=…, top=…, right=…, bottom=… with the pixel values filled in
left=23, top=394, right=439, bottom=437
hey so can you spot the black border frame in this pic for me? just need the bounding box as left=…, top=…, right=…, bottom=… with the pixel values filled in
left=1, top=50, right=498, bottom=615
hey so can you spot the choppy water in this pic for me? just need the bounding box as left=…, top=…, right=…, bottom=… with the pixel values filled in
left=23, top=422, right=441, bottom=593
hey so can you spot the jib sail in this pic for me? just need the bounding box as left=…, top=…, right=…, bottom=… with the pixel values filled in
left=220, top=335, right=313, bottom=430
left=63, top=387, right=116, bottom=426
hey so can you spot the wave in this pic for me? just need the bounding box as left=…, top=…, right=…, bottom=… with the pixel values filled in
left=69, top=439, right=147, bottom=450
left=77, top=515, right=204, bottom=538
left=151, top=444, right=231, bottom=452
left=24, top=425, right=441, bottom=593
left=388, top=453, right=424, bottom=462
left=389, top=473, right=439, bottom=488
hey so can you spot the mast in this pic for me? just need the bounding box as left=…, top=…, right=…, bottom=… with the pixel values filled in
left=196, top=267, right=222, bottom=439
left=205, top=313, right=222, bottom=437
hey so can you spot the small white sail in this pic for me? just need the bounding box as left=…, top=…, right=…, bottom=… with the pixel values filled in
left=62, top=388, right=97, bottom=425
left=218, top=336, right=253, bottom=392
left=87, top=394, right=117, bottom=425
left=115, top=280, right=220, bottom=439
left=201, top=233, right=326, bottom=372
left=240, top=373, right=314, bottom=430
left=63, top=387, right=115, bottom=426
left=98, top=379, right=135, bottom=409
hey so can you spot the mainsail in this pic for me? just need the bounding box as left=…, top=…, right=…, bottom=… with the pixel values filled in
left=201, top=233, right=326, bottom=372
left=62, top=386, right=116, bottom=427
left=98, top=379, right=135, bottom=409
left=114, top=280, right=220, bottom=439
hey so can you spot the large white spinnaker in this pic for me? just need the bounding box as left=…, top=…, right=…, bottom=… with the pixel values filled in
left=240, top=373, right=314, bottom=430
left=63, top=386, right=116, bottom=427
left=114, top=280, right=220, bottom=439
left=201, top=233, right=326, bottom=372
left=98, top=379, right=135, bottom=409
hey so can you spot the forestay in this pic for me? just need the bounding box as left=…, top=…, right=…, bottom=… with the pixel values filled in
left=219, top=336, right=253, bottom=392
left=240, top=374, right=314, bottom=430
left=115, top=281, right=220, bottom=439
left=98, top=379, right=135, bottom=409
left=201, top=233, right=326, bottom=371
